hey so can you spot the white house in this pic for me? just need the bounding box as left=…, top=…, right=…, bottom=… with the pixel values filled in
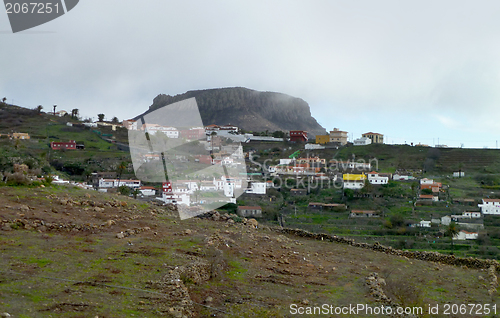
left=98, top=179, right=115, bottom=188
left=305, top=144, right=326, bottom=150
left=454, top=230, right=478, bottom=240
left=353, top=137, right=372, bottom=146
left=245, top=182, right=267, bottom=194
left=453, top=171, right=465, bottom=177
left=367, top=171, right=388, bottom=185
left=280, top=159, right=293, bottom=165
left=347, top=162, right=371, bottom=170
left=441, top=215, right=452, bottom=226
left=343, top=180, right=365, bottom=190
left=420, top=178, right=434, bottom=185
left=98, top=178, right=141, bottom=188
left=138, top=186, right=156, bottom=196
left=478, top=199, right=500, bottom=215
left=143, top=124, right=179, bottom=138
left=463, top=211, right=481, bottom=218
left=393, top=173, right=415, bottom=181
left=159, top=191, right=191, bottom=206
left=418, top=220, right=431, bottom=228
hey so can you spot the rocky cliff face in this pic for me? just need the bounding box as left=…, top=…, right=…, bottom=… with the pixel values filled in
left=143, top=87, right=326, bottom=137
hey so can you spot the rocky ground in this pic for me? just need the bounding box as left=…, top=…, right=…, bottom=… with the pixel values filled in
left=0, top=185, right=498, bottom=317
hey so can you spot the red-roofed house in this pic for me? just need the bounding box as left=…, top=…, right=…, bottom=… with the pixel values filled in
left=367, top=171, right=389, bottom=185
left=51, top=140, right=76, bottom=150
left=139, top=186, right=156, bottom=196
left=289, top=130, right=308, bottom=143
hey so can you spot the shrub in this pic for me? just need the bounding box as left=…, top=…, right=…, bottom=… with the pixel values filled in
left=118, top=185, right=131, bottom=196
left=384, top=276, right=425, bottom=308
left=5, top=172, right=31, bottom=186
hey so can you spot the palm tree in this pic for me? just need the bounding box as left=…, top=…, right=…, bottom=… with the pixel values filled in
left=445, top=222, right=460, bottom=254
left=2, top=97, right=6, bottom=104
left=117, top=161, right=127, bottom=188
left=132, top=188, right=140, bottom=199
left=53, top=105, right=57, bottom=116
left=35, top=105, right=43, bottom=113
left=97, top=113, right=105, bottom=122
left=71, top=108, right=79, bottom=119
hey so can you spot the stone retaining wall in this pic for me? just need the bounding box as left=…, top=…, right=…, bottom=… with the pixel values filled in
left=273, top=227, right=500, bottom=271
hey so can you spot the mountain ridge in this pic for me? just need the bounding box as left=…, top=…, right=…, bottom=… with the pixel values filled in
left=139, top=87, right=327, bottom=137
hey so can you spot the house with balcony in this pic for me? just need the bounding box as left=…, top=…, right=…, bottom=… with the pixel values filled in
left=478, top=199, right=500, bottom=215
left=329, top=128, right=348, bottom=145
left=366, top=171, right=388, bottom=185
left=289, top=130, right=308, bottom=143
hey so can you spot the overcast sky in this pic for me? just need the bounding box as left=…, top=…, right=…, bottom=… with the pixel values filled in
left=1, top=1, right=500, bottom=148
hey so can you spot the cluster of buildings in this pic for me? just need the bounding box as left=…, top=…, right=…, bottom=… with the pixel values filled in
left=315, top=128, right=384, bottom=146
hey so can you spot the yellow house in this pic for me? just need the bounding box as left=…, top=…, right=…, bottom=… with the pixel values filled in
left=343, top=173, right=366, bottom=181
left=315, top=135, right=330, bottom=144
left=362, top=132, right=384, bottom=144
left=12, top=133, right=30, bottom=140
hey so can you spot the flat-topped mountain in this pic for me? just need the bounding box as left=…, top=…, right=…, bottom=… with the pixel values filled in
left=144, top=87, right=327, bottom=137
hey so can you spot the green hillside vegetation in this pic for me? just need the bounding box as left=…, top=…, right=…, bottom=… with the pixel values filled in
left=0, top=103, right=133, bottom=181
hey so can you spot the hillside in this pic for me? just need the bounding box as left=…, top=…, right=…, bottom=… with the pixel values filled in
left=142, top=87, right=327, bottom=137
left=334, top=144, right=500, bottom=174
left=0, top=185, right=498, bottom=317
left=0, top=102, right=132, bottom=181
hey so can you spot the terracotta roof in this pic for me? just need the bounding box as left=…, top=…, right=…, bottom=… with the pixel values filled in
left=460, top=230, right=478, bottom=234
left=363, top=132, right=383, bottom=135
left=419, top=194, right=434, bottom=199
left=483, top=199, right=500, bottom=202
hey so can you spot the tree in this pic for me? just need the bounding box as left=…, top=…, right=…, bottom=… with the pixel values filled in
left=35, top=105, right=43, bottom=113
left=117, top=161, right=127, bottom=188
left=71, top=108, right=79, bottom=119
left=53, top=105, right=57, bottom=116
left=1, top=97, right=6, bottom=104
left=445, top=222, right=460, bottom=254
left=111, top=116, right=119, bottom=124
left=132, top=188, right=140, bottom=199
left=119, top=185, right=131, bottom=196
left=360, top=179, right=373, bottom=195
left=98, top=113, right=105, bottom=122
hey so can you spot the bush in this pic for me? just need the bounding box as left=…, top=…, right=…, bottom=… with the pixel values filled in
left=384, top=276, right=425, bottom=308
left=5, top=172, right=31, bottom=186
left=118, top=185, right=131, bottom=196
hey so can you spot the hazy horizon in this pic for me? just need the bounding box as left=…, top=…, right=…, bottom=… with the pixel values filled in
left=2, top=1, right=500, bottom=149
